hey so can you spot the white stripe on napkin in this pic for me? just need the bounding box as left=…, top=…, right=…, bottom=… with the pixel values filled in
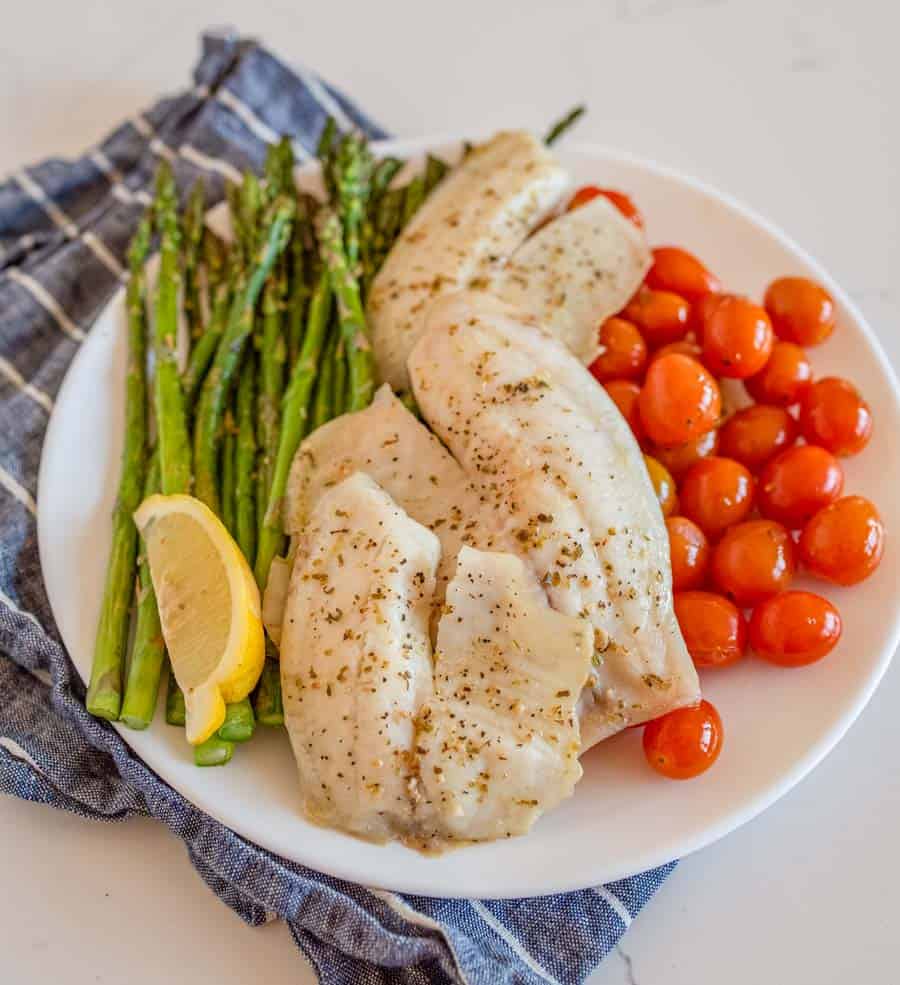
left=470, top=901, right=562, bottom=985
left=180, top=144, right=242, bottom=184
left=295, top=65, right=354, bottom=131
left=216, top=88, right=311, bottom=161
left=0, top=355, right=53, bottom=412
left=0, top=465, right=37, bottom=515
left=6, top=269, right=86, bottom=341
left=593, top=887, right=632, bottom=928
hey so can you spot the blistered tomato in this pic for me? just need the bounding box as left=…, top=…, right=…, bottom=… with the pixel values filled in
left=710, top=519, right=796, bottom=606
left=624, top=288, right=691, bottom=348
left=674, top=591, right=746, bottom=667
left=798, top=377, right=873, bottom=456
left=764, top=276, right=835, bottom=346
left=679, top=457, right=754, bottom=538
left=652, top=428, right=720, bottom=480
left=718, top=404, right=798, bottom=471
left=649, top=338, right=703, bottom=364
left=567, top=185, right=644, bottom=227
left=639, top=354, right=721, bottom=447
left=666, top=516, right=710, bottom=590
left=646, top=246, right=720, bottom=302
left=603, top=379, right=646, bottom=444
left=744, top=341, right=812, bottom=406
left=757, top=445, right=844, bottom=527
left=644, top=455, right=678, bottom=516
left=702, top=295, right=774, bottom=379
left=799, top=496, right=885, bottom=585
left=643, top=700, right=723, bottom=779
left=749, top=591, right=842, bottom=667
left=589, top=317, right=647, bottom=382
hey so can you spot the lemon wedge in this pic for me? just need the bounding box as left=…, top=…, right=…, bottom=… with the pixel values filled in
left=133, top=494, right=265, bottom=745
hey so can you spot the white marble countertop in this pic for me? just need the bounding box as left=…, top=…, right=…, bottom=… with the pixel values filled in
left=2, top=1, right=898, bottom=982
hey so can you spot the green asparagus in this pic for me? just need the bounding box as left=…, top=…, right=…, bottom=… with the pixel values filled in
left=234, top=355, right=258, bottom=564
left=182, top=180, right=206, bottom=339
left=310, top=326, right=337, bottom=430
left=86, top=210, right=151, bottom=720
left=254, top=653, right=284, bottom=727
left=544, top=104, right=586, bottom=146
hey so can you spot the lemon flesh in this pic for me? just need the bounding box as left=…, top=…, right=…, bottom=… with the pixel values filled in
left=134, top=494, right=265, bottom=745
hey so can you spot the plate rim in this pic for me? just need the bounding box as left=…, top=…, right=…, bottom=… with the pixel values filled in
left=37, top=134, right=900, bottom=898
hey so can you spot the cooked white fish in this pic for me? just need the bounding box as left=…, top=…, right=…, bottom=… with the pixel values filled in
left=490, top=195, right=651, bottom=364
left=408, top=291, right=701, bottom=746
left=416, top=547, right=592, bottom=844
left=367, top=131, right=568, bottom=391
left=280, top=472, right=439, bottom=843
left=284, top=384, right=509, bottom=622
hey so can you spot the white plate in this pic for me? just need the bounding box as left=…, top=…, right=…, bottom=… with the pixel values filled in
left=38, top=136, right=900, bottom=898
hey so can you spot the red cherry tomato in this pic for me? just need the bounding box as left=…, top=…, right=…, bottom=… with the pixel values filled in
left=623, top=288, right=690, bottom=348
left=764, top=276, right=836, bottom=346
left=646, top=246, right=720, bottom=302
left=649, top=338, right=703, bottom=364
left=691, top=292, right=724, bottom=338
left=589, top=317, right=648, bottom=382
left=710, top=519, right=796, bottom=606
left=744, top=341, right=812, bottom=406
left=749, top=591, right=842, bottom=667
left=652, top=428, right=719, bottom=480
left=679, top=456, right=754, bottom=538
left=643, top=699, right=723, bottom=779
left=702, top=295, right=774, bottom=379
left=799, top=496, right=885, bottom=585
left=666, top=516, right=710, bottom=590
left=674, top=590, right=746, bottom=667
left=757, top=445, right=844, bottom=527
left=798, top=377, right=873, bottom=456
left=644, top=455, right=678, bottom=516
left=567, top=185, right=644, bottom=228
left=603, top=379, right=646, bottom=444
left=718, top=405, right=798, bottom=472
left=639, top=354, right=721, bottom=447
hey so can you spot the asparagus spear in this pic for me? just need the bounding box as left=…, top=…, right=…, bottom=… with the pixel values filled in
left=183, top=233, right=229, bottom=411
left=86, top=210, right=151, bottom=720
left=119, top=451, right=165, bottom=729
left=152, top=162, right=192, bottom=496
left=234, top=355, right=258, bottom=564
left=423, top=154, right=448, bottom=195
left=257, top=261, right=287, bottom=514
left=192, top=197, right=294, bottom=513
left=254, top=651, right=284, bottom=727
left=336, top=133, right=373, bottom=269
left=221, top=414, right=237, bottom=535
left=310, top=325, right=337, bottom=431
left=544, top=104, right=586, bottom=146
left=333, top=335, right=348, bottom=416
left=286, top=200, right=311, bottom=366
left=182, top=180, right=206, bottom=339
left=165, top=670, right=186, bottom=726
left=253, top=269, right=332, bottom=590
left=401, top=174, right=426, bottom=225
left=317, top=208, right=374, bottom=413
left=217, top=698, right=255, bottom=742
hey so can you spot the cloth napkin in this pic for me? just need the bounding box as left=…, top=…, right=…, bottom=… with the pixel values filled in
left=0, top=31, right=674, bottom=985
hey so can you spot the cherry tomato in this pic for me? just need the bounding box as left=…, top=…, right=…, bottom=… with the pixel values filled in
left=646, top=246, right=720, bottom=302
left=679, top=456, right=754, bottom=538
left=702, top=294, right=774, bottom=379
left=674, top=591, right=746, bottom=667
left=710, top=519, right=796, bottom=605
left=744, top=341, right=812, bottom=406
left=623, top=288, right=690, bottom=348
left=643, top=699, right=723, bottom=779
left=588, top=317, right=647, bottom=382
left=798, top=377, right=873, bottom=456
left=567, top=185, right=644, bottom=228
left=749, top=591, right=842, bottom=667
left=652, top=428, right=720, bottom=480
left=757, top=445, right=844, bottom=527
left=799, top=495, right=885, bottom=585
left=644, top=455, right=678, bottom=516
left=690, top=292, right=724, bottom=338
left=764, top=276, right=836, bottom=346
left=718, top=405, right=798, bottom=472
left=648, top=338, right=703, bottom=364
left=604, top=379, right=646, bottom=444
left=666, top=516, right=710, bottom=590
left=639, top=354, right=721, bottom=447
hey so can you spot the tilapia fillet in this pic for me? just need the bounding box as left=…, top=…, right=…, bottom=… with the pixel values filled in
left=408, top=291, right=700, bottom=744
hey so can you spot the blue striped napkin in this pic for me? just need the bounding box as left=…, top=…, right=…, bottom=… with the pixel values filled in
left=0, top=31, right=674, bottom=984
